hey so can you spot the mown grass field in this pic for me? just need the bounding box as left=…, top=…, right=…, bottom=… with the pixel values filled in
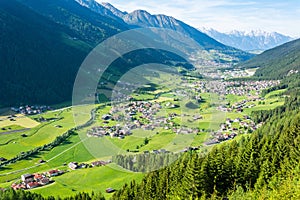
left=0, top=122, right=143, bottom=199
left=31, top=164, right=144, bottom=199
left=0, top=125, right=25, bottom=133
left=0, top=109, right=76, bottom=159
left=243, top=95, right=285, bottom=115
left=264, top=89, right=287, bottom=99
left=0, top=114, right=39, bottom=128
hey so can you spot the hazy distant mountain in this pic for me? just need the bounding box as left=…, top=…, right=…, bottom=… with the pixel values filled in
left=200, top=27, right=293, bottom=52
left=87, top=1, right=253, bottom=62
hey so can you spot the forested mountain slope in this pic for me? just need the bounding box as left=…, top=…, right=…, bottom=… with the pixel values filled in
left=0, top=0, right=131, bottom=106
left=240, top=38, right=300, bottom=79
left=0, top=0, right=90, bottom=106
left=18, top=0, right=128, bottom=46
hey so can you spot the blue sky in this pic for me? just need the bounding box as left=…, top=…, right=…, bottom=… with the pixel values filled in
left=97, top=0, right=300, bottom=37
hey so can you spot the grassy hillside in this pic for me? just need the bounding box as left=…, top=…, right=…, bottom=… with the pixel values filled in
left=240, top=38, right=300, bottom=79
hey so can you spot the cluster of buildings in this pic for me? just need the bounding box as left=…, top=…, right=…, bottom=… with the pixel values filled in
left=205, top=132, right=238, bottom=145
left=11, top=105, right=51, bottom=115
left=203, top=68, right=256, bottom=79
left=68, top=160, right=111, bottom=170
left=11, top=160, right=111, bottom=190
left=205, top=115, right=263, bottom=146
left=90, top=78, right=278, bottom=147
left=217, top=96, right=265, bottom=113
left=87, top=101, right=189, bottom=139
left=87, top=125, right=132, bottom=139
left=11, top=169, right=63, bottom=190
left=88, top=100, right=196, bottom=139
left=190, top=80, right=280, bottom=96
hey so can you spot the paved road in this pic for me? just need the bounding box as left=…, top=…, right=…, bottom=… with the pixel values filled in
left=0, top=128, right=30, bottom=135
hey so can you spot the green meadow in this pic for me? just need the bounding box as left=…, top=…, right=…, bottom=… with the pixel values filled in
left=31, top=164, right=144, bottom=199
left=0, top=78, right=287, bottom=198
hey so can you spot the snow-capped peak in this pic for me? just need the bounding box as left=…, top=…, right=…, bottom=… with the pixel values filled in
left=199, top=27, right=293, bottom=51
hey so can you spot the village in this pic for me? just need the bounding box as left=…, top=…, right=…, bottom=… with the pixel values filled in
left=87, top=100, right=201, bottom=139
left=204, top=115, right=263, bottom=145
left=10, top=105, right=51, bottom=115
left=87, top=78, right=279, bottom=151
left=11, top=160, right=111, bottom=191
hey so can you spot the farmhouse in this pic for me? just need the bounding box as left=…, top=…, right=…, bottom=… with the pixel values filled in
left=34, top=174, right=43, bottom=181
left=39, top=178, right=50, bottom=185
left=11, top=183, right=26, bottom=190
left=91, top=160, right=108, bottom=167
left=68, top=162, right=79, bottom=170
left=102, top=114, right=111, bottom=120
left=26, top=181, right=40, bottom=189
left=21, top=174, right=34, bottom=182
left=47, top=169, right=62, bottom=177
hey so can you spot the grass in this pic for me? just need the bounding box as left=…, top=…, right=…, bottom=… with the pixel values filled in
left=131, top=129, right=158, bottom=138
left=140, top=131, right=176, bottom=151
left=42, top=134, right=95, bottom=168
left=0, top=132, right=95, bottom=183
left=31, top=164, right=144, bottom=199
left=0, top=128, right=143, bottom=199
left=243, top=96, right=285, bottom=115
left=0, top=125, right=25, bottom=133
left=264, top=89, right=287, bottom=99
left=0, top=108, right=77, bottom=159
left=226, top=94, right=247, bottom=105
left=106, top=131, right=177, bottom=153
left=0, top=114, right=39, bottom=128
left=164, top=132, right=208, bottom=152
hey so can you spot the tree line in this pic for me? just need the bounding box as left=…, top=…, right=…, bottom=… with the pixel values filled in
left=0, top=190, right=105, bottom=200
left=112, top=152, right=181, bottom=173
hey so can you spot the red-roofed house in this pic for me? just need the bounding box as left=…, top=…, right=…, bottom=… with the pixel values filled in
left=47, top=169, right=61, bottom=177
left=26, top=182, right=40, bottom=189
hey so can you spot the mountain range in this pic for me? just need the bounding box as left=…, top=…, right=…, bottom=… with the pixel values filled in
left=0, top=0, right=254, bottom=106
left=78, top=0, right=252, bottom=59
left=200, top=27, right=293, bottom=52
